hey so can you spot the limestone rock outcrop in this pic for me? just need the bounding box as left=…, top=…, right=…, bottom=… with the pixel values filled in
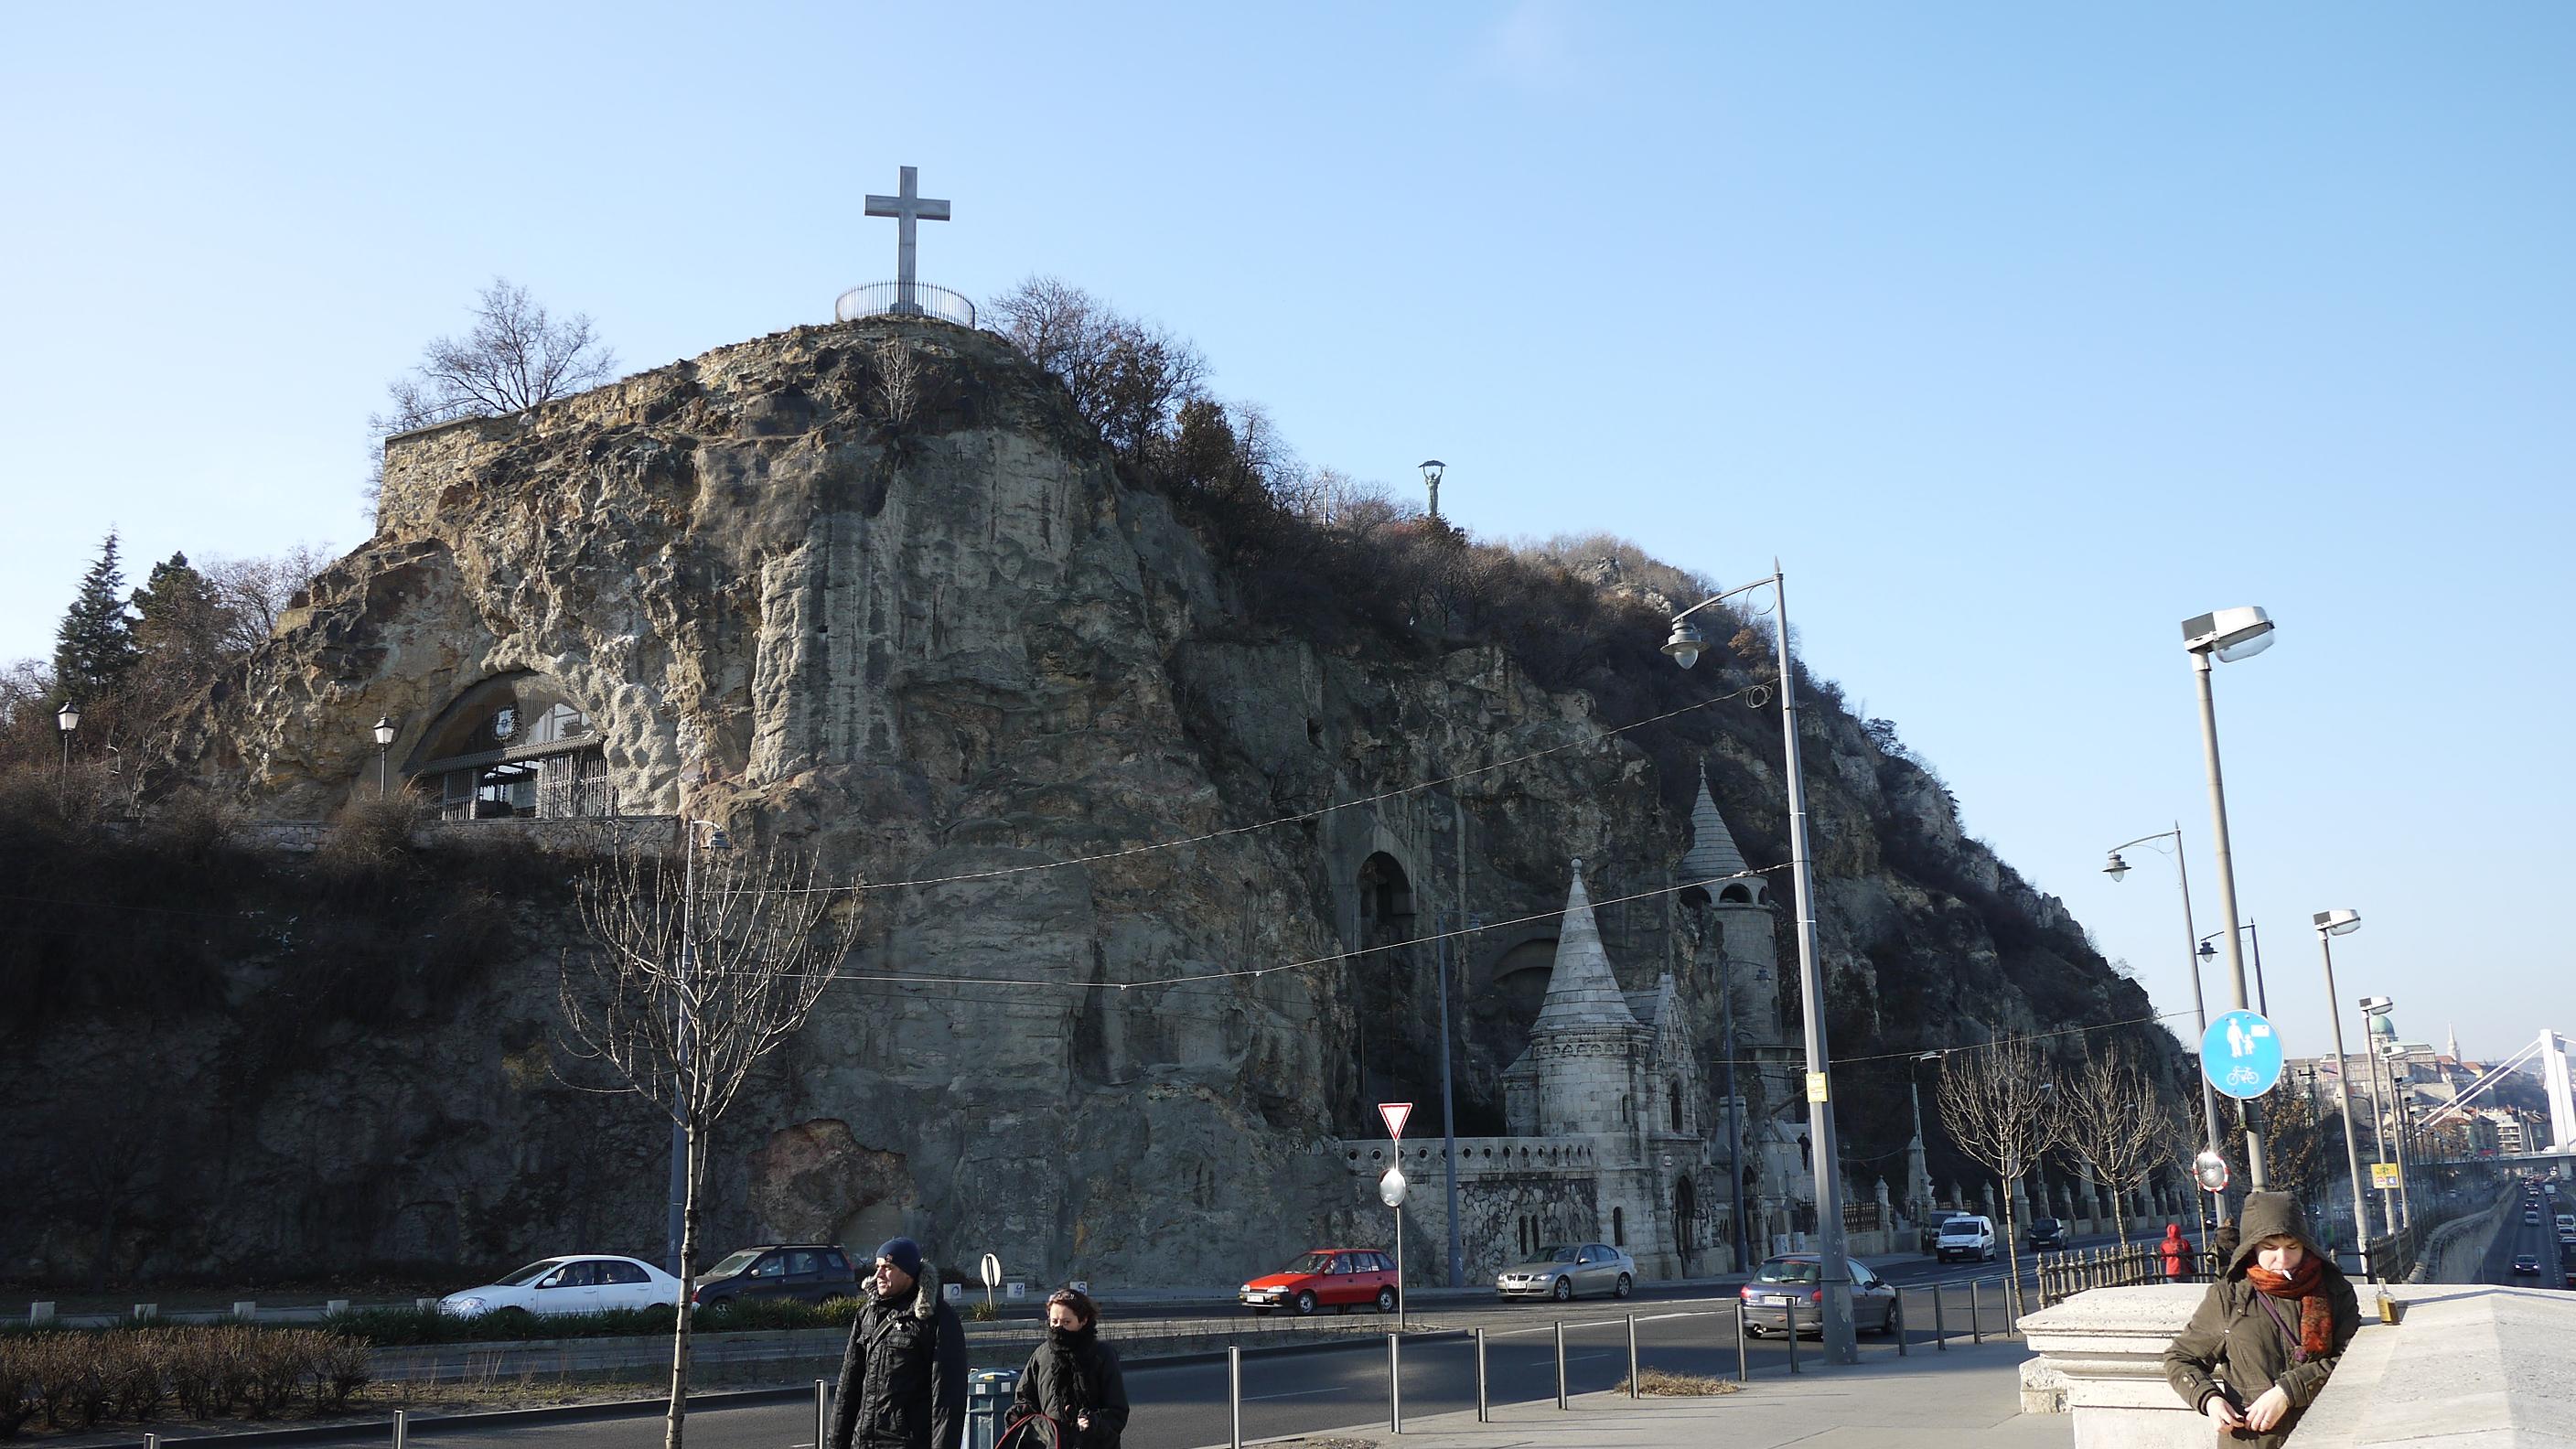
left=0, top=317, right=2184, bottom=1288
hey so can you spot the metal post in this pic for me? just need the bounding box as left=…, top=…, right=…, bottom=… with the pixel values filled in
left=1388, top=1332, right=1401, bottom=1433
left=2192, top=651, right=2267, bottom=1189
left=1970, top=1281, right=1983, bottom=1345
left=815, top=1379, right=829, bottom=1449
left=392, top=1410, right=407, bottom=1449
left=378, top=745, right=388, bottom=798
left=2005, top=1275, right=2019, bottom=1336
left=1894, top=1288, right=1907, bottom=1356
left=1474, top=1328, right=1488, bottom=1422
left=1627, top=1313, right=1639, bottom=1397
left=2168, top=826, right=2231, bottom=1227
left=1229, top=1346, right=1243, bottom=1449
left=1933, top=1281, right=1947, bottom=1350
left=1735, top=1303, right=1749, bottom=1381
left=2386, top=1048, right=2416, bottom=1230
left=1554, top=1320, right=1568, bottom=1409
left=1787, top=1296, right=1800, bottom=1373
left=1773, top=568, right=1856, bottom=1363
left=2317, top=928, right=2377, bottom=1278
left=1435, top=907, right=1464, bottom=1289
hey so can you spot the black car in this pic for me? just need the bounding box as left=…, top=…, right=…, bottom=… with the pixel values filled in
left=691, top=1244, right=860, bottom=1307
left=2511, top=1254, right=2540, bottom=1276
left=2024, top=1218, right=2066, bottom=1251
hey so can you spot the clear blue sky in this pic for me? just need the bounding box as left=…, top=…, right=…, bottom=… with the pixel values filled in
left=4, top=3, right=2569, bottom=1064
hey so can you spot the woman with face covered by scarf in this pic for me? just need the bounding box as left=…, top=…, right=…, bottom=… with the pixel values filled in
left=1011, top=1288, right=1129, bottom=1449
left=2163, top=1192, right=2361, bottom=1448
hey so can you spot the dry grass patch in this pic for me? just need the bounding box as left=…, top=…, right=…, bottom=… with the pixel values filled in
left=1616, top=1368, right=1743, bottom=1397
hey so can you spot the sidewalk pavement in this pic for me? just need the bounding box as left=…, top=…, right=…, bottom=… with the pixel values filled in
left=1242, top=1342, right=2062, bottom=1449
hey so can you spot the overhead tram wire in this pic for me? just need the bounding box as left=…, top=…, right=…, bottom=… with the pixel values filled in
left=709, top=679, right=1779, bottom=901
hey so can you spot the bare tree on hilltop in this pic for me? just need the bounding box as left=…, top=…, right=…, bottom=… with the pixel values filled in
left=370, top=278, right=617, bottom=496
left=987, top=275, right=1207, bottom=455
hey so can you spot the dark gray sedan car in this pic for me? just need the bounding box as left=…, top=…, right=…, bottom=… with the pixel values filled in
left=1737, top=1254, right=1900, bottom=1336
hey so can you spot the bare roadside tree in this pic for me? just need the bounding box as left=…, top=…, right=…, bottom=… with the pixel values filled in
left=1936, top=1038, right=2067, bottom=1318
left=2060, top=1044, right=2166, bottom=1249
left=561, top=834, right=863, bottom=1449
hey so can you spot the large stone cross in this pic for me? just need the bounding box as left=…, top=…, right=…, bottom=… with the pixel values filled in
left=864, top=166, right=950, bottom=304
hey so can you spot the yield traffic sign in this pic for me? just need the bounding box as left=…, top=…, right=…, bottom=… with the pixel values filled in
left=1379, top=1101, right=1413, bottom=1140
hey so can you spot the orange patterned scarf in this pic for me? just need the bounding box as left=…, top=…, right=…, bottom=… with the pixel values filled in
left=2245, top=1254, right=2333, bottom=1361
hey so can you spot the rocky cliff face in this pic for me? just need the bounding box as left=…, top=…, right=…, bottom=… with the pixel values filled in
left=0, top=318, right=2184, bottom=1288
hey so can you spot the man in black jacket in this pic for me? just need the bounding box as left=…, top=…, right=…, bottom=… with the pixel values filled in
left=831, top=1238, right=966, bottom=1449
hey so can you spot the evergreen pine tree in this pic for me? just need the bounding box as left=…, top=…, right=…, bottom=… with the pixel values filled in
left=131, top=550, right=229, bottom=693
left=50, top=531, right=139, bottom=705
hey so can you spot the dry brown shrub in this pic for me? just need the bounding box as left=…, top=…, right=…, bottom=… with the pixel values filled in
left=1616, top=1367, right=1743, bottom=1396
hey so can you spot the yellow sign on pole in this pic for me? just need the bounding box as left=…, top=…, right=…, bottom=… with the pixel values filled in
left=2370, top=1162, right=2400, bottom=1189
left=1807, top=1071, right=1830, bottom=1103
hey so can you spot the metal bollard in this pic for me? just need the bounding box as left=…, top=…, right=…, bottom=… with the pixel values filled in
left=145, top=1438, right=158, bottom=1449
left=1627, top=1314, right=1640, bottom=1397
left=2005, top=1281, right=2019, bottom=1337
left=1389, top=1332, right=1402, bottom=1434
left=1933, top=1280, right=1947, bottom=1350
left=1475, top=1327, right=1489, bottom=1422
left=1895, top=1288, right=1908, bottom=1357
left=1970, top=1281, right=1983, bottom=1346
left=1787, top=1296, right=1800, bottom=1374
left=1555, top=1320, right=1569, bottom=1410
left=815, top=1379, right=829, bottom=1449
left=1734, top=1303, right=1749, bottom=1382
left=392, top=1410, right=407, bottom=1449
left=1229, top=1346, right=1243, bottom=1449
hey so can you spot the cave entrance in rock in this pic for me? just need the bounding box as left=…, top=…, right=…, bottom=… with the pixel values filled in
left=405, top=673, right=613, bottom=821
left=1351, top=852, right=1426, bottom=1132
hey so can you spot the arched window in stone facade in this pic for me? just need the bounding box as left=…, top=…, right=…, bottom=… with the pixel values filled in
left=1612, top=1206, right=1626, bottom=1247
left=406, top=673, right=612, bottom=821
left=1669, top=1081, right=1684, bottom=1131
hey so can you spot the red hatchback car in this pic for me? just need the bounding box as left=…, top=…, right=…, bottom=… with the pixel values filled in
left=1240, top=1248, right=1399, bottom=1315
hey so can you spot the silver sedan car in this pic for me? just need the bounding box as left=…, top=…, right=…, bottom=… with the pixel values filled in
left=1737, top=1254, right=1900, bottom=1336
left=1495, top=1241, right=1637, bottom=1301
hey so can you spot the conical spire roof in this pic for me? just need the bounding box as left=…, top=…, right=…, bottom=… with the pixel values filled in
left=1530, top=859, right=1643, bottom=1034
left=1682, top=769, right=1751, bottom=890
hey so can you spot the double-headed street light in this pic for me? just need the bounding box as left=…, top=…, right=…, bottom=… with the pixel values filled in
left=2182, top=606, right=2275, bottom=1190
left=2311, top=909, right=2377, bottom=1278
left=1664, top=564, right=1855, bottom=1365
left=2104, top=827, right=2230, bottom=1227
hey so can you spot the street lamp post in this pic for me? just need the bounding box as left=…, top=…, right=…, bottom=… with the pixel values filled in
left=2312, top=910, right=2377, bottom=1279
left=372, top=716, right=397, bottom=798
left=1665, top=564, right=1854, bottom=1364
left=2182, top=606, right=2276, bottom=1190
left=2104, top=826, right=2231, bottom=1227
left=2377, top=1039, right=2417, bottom=1231
left=55, top=701, right=79, bottom=772
left=2198, top=924, right=2270, bottom=1020
left=670, top=816, right=731, bottom=1276
left=1433, top=906, right=1464, bottom=1289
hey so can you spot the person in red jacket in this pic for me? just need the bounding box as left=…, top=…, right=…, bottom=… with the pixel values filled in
left=2161, top=1222, right=2190, bottom=1281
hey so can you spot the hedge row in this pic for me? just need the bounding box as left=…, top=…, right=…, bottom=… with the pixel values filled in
left=0, top=1326, right=370, bottom=1437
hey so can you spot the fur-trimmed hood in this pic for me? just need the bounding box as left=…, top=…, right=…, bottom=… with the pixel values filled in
left=900, top=1260, right=943, bottom=1320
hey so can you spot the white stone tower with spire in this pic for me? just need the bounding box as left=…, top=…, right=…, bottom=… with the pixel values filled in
left=1504, top=861, right=1655, bottom=1136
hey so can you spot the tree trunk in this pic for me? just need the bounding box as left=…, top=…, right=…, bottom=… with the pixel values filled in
left=666, top=1118, right=701, bottom=1449
left=1999, top=1179, right=2025, bottom=1323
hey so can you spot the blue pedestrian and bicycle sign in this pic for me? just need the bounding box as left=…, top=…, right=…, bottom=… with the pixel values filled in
left=2201, top=1009, right=2283, bottom=1099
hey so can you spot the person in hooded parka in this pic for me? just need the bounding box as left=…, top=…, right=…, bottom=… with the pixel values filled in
left=2162, top=1191, right=2362, bottom=1449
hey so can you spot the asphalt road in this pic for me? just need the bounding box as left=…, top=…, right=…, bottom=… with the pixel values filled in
left=2471, top=1186, right=2571, bottom=1288
left=243, top=1234, right=2127, bottom=1449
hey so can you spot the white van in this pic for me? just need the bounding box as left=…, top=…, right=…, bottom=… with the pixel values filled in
left=1936, top=1215, right=1997, bottom=1262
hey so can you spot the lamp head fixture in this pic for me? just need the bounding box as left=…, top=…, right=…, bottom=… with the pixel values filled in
left=2358, top=995, right=2394, bottom=1016
left=55, top=701, right=79, bottom=734
left=2313, top=908, right=2362, bottom=937
left=1662, top=618, right=1709, bottom=671
left=2182, top=606, right=2277, bottom=662
left=2197, top=939, right=2216, bottom=961
left=372, top=716, right=397, bottom=748
left=2103, top=852, right=2131, bottom=882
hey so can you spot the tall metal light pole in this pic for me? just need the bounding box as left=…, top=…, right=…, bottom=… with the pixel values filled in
left=2377, top=1038, right=2417, bottom=1230
left=2182, top=606, right=2276, bottom=1190
left=2105, top=826, right=2231, bottom=1227
left=1433, top=905, right=1464, bottom=1289
left=2312, top=910, right=2377, bottom=1278
left=1665, top=563, right=1854, bottom=1364
left=2199, top=925, right=2270, bottom=1020
left=372, top=716, right=397, bottom=798
left=670, top=816, right=730, bottom=1276
left=55, top=700, right=78, bottom=772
